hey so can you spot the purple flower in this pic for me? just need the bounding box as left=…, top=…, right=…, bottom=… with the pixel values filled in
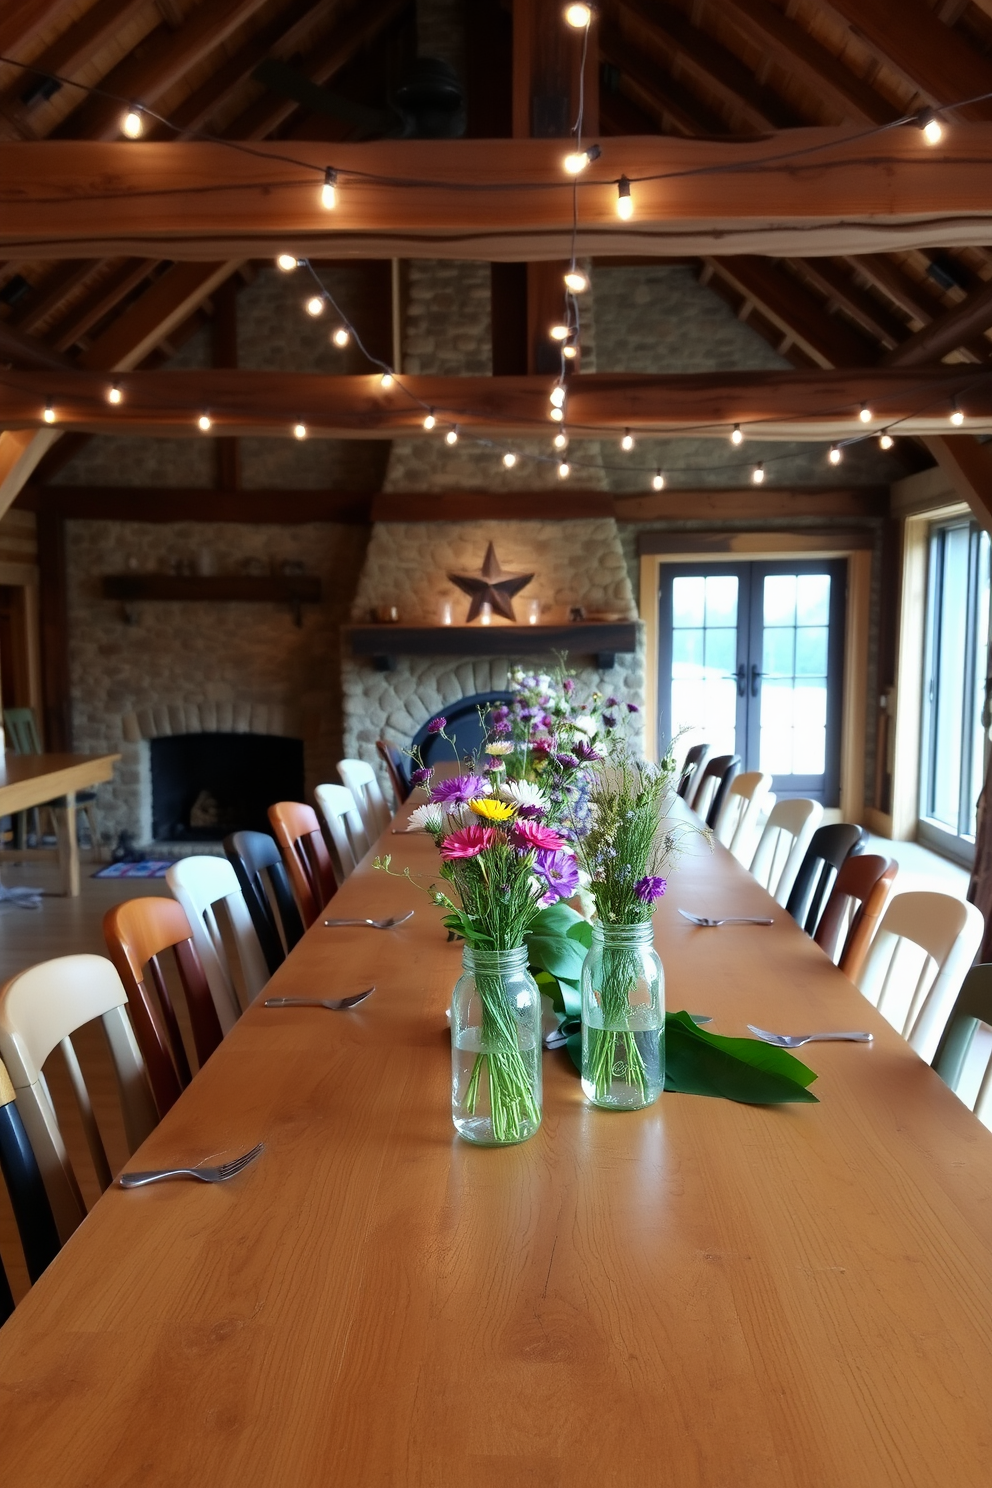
left=427, top=716, right=446, bottom=734
left=634, top=876, right=667, bottom=905
left=602, top=713, right=617, bottom=730
left=605, top=696, right=619, bottom=708
left=563, top=678, right=575, bottom=694
left=574, top=740, right=603, bottom=762
left=429, top=774, right=489, bottom=806
left=533, top=849, right=580, bottom=907
left=516, top=803, right=545, bottom=820
left=409, top=766, right=433, bottom=788
left=554, top=752, right=579, bottom=769
left=493, top=719, right=511, bottom=735
left=491, top=705, right=509, bottom=723
left=626, top=702, right=640, bottom=714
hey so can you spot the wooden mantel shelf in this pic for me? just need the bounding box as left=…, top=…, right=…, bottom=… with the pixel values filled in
left=102, top=572, right=321, bottom=625
left=346, top=622, right=638, bottom=671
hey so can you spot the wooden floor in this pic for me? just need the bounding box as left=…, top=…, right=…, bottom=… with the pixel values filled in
left=0, top=860, right=169, bottom=1302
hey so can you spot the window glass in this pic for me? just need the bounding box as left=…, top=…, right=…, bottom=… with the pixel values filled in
left=760, top=574, right=829, bottom=780
left=671, top=575, right=738, bottom=758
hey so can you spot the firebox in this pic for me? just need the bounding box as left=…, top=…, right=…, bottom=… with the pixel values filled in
left=150, top=732, right=304, bottom=841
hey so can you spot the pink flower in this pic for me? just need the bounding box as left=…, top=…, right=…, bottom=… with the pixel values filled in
left=440, top=824, right=498, bottom=860
left=512, top=820, right=567, bottom=853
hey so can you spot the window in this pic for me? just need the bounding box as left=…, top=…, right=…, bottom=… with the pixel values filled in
left=920, top=518, right=991, bottom=864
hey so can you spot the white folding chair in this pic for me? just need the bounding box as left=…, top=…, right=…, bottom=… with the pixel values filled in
left=337, top=758, right=392, bottom=838
left=712, top=771, right=772, bottom=863
left=855, top=891, right=985, bottom=1063
left=0, top=954, right=158, bottom=1242
left=315, top=783, right=371, bottom=881
left=166, top=856, right=270, bottom=1029
left=748, top=798, right=824, bottom=906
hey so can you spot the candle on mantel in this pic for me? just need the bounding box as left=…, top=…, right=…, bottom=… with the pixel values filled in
left=480, top=602, right=492, bottom=627
left=524, top=598, right=540, bottom=626
left=439, top=600, right=454, bottom=626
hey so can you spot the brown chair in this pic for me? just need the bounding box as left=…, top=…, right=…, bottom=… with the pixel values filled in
left=103, top=897, right=224, bottom=1118
left=376, top=739, right=410, bottom=806
left=813, top=853, right=898, bottom=982
left=690, top=753, right=741, bottom=828
left=676, top=743, right=710, bottom=800
left=268, top=801, right=338, bottom=928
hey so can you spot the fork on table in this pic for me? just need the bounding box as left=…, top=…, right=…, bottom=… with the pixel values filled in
left=118, top=1142, right=264, bottom=1188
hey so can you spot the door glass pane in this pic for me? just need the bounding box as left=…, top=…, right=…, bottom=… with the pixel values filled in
left=759, top=573, right=830, bottom=779
left=969, top=532, right=991, bottom=837
left=929, top=525, right=970, bottom=830
left=671, top=574, right=739, bottom=758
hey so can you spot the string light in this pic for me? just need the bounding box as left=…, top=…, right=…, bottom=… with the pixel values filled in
left=917, top=108, right=943, bottom=145
left=558, top=461, right=570, bottom=479
left=879, top=431, right=894, bottom=449
left=550, top=385, right=566, bottom=408
left=107, top=383, right=122, bottom=405
left=423, top=410, right=436, bottom=430
left=564, top=268, right=589, bottom=293
left=652, top=471, right=665, bottom=491
left=752, top=462, right=765, bottom=484
left=564, top=3, right=592, bottom=25
left=563, top=143, right=601, bottom=175
left=859, top=404, right=872, bottom=423
left=562, top=337, right=578, bottom=360
left=198, top=413, right=212, bottom=431
left=550, top=324, right=570, bottom=341
left=616, top=176, right=633, bottom=220
left=380, top=372, right=394, bottom=389
left=276, top=254, right=298, bottom=272
left=549, top=406, right=564, bottom=422
left=332, top=326, right=350, bottom=347
left=445, top=427, right=459, bottom=446
left=321, top=167, right=338, bottom=209
left=121, top=106, right=143, bottom=138
left=503, top=451, right=517, bottom=468
left=553, top=430, right=568, bottom=450
left=828, top=443, right=842, bottom=465
left=305, top=295, right=325, bottom=317
left=43, top=401, right=55, bottom=424
left=294, top=422, right=307, bottom=439
left=731, top=424, right=743, bottom=445
left=951, top=400, right=965, bottom=425
left=621, top=429, right=634, bottom=451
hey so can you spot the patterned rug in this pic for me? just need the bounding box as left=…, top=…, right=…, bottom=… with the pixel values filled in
left=92, top=860, right=174, bottom=879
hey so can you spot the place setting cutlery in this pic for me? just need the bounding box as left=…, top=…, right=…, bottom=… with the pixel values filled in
left=264, top=987, right=375, bottom=1011
left=747, top=1025, right=873, bottom=1048
left=322, top=911, right=414, bottom=930
left=119, top=1142, right=264, bottom=1188
left=679, top=909, right=774, bottom=927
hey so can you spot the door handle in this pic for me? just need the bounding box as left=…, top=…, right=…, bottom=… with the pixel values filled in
left=726, top=663, right=747, bottom=697
left=750, top=663, right=763, bottom=697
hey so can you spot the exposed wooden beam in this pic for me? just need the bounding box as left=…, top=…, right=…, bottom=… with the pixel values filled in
left=821, top=0, right=992, bottom=118
left=0, top=321, right=73, bottom=371
left=10, top=130, right=992, bottom=260
left=51, top=259, right=160, bottom=353
left=3, top=367, right=990, bottom=438
left=598, top=23, right=729, bottom=136
left=21, top=486, right=373, bottom=523
left=790, top=258, right=908, bottom=350
left=706, top=257, right=877, bottom=366
left=883, top=277, right=992, bottom=365
left=925, top=435, right=992, bottom=532
left=10, top=260, right=100, bottom=336
left=0, top=1, right=79, bottom=64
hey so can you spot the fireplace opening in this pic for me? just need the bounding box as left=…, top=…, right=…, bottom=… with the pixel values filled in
left=150, top=733, right=304, bottom=841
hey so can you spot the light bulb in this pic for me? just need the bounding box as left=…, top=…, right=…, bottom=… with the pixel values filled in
left=564, top=268, right=589, bottom=293
left=951, top=402, right=964, bottom=426
left=305, top=295, right=325, bottom=317
left=752, top=463, right=765, bottom=485
left=121, top=107, right=143, bottom=138
left=550, top=324, right=570, bottom=341
left=562, top=341, right=577, bottom=359
left=198, top=413, right=212, bottom=431
left=321, top=167, right=337, bottom=209
left=564, top=3, right=592, bottom=26
left=558, top=461, right=570, bottom=479
left=616, top=176, right=633, bottom=219
left=550, top=406, right=564, bottom=422
left=859, top=404, right=872, bottom=423
left=652, top=471, right=665, bottom=491
left=480, top=602, right=492, bottom=626
left=553, top=431, right=568, bottom=450
left=445, top=427, right=459, bottom=446
left=563, top=143, right=601, bottom=175
left=423, top=410, right=436, bottom=430
left=43, top=401, right=55, bottom=424
left=502, top=451, right=517, bottom=468
left=731, top=424, right=743, bottom=445
left=294, top=422, right=307, bottom=439
left=108, top=383, right=122, bottom=405
left=918, top=109, right=943, bottom=145
left=879, top=431, right=894, bottom=450
left=621, top=430, right=634, bottom=452
left=829, top=443, right=842, bottom=465
left=276, top=254, right=298, bottom=272
left=380, top=372, right=394, bottom=389
left=332, top=326, right=350, bottom=347
left=550, top=385, right=566, bottom=408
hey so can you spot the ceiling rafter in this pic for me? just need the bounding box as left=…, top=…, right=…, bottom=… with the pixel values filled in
left=598, top=21, right=728, bottom=136
left=0, top=0, right=82, bottom=67
left=704, top=256, right=878, bottom=367
left=882, top=275, right=992, bottom=365
left=819, top=0, right=992, bottom=117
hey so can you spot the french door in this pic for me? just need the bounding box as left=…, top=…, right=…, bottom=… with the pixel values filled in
left=658, top=559, right=847, bottom=805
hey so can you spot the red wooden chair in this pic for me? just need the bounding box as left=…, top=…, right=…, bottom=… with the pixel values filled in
left=376, top=739, right=410, bottom=806
left=813, top=853, right=898, bottom=982
left=268, top=801, right=338, bottom=928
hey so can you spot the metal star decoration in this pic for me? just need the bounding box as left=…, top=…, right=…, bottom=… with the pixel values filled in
left=447, top=542, right=535, bottom=622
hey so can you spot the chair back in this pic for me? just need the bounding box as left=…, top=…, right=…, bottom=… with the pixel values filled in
left=376, top=740, right=410, bottom=806
left=856, top=891, right=985, bottom=1062
left=224, top=830, right=304, bottom=972
left=0, top=954, right=157, bottom=1242
left=268, top=801, right=338, bottom=927
left=166, top=856, right=270, bottom=1024
left=814, top=854, right=898, bottom=981
left=785, top=822, right=866, bottom=933
left=315, top=783, right=371, bottom=880
left=748, top=798, right=823, bottom=905
left=713, top=771, right=772, bottom=862
left=676, top=743, right=710, bottom=800
left=690, top=753, right=741, bottom=827
left=103, top=897, right=224, bottom=1120
left=933, top=964, right=992, bottom=1121
left=337, top=758, right=391, bottom=838
left=3, top=706, right=42, bottom=755
left=0, top=1055, right=61, bottom=1324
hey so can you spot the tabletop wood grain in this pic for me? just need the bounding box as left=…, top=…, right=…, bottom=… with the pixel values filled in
left=1, top=799, right=991, bottom=1486
left=0, top=752, right=119, bottom=814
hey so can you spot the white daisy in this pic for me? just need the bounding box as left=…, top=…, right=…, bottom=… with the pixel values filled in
left=407, top=804, right=444, bottom=833
left=497, top=778, right=546, bottom=810
left=571, top=716, right=597, bottom=737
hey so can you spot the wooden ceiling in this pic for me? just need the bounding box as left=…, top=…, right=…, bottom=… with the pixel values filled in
left=4, top=0, right=992, bottom=500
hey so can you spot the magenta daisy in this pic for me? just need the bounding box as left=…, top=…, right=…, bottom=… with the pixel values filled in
left=440, top=824, right=498, bottom=860
left=634, top=875, right=667, bottom=904
left=512, top=820, right=567, bottom=853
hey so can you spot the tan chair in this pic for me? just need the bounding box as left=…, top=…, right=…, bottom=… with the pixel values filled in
left=0, top=954, right=158, bottom=1243
left=855, top=891, right=985, bottom=1063
left=337, top=758, right=392, bottom=838
left=712, top=771, right=772, bottom=864
left=748, top=798, right=823, bottom=907
left=315, top=783, right=371, bottom=881
left=814, top=854, right=898, bottom=982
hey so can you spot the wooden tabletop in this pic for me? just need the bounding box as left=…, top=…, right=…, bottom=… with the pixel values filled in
left=2, top=801, right=992, bottom=1485
left=0, top=752, right=119, bottom=814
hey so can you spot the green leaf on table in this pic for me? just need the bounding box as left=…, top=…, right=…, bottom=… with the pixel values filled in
left=526, top=902, right=593, bottom=989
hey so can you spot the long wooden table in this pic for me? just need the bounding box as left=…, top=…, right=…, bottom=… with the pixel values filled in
left=2, top=803, right=992, bottom=1484
left=0, top=752, right=120, bottom=895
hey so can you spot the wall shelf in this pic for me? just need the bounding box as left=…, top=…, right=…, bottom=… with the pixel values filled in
left=102, top=573, right=321, bottom=625
left=346, top=622, right=638, bottom=671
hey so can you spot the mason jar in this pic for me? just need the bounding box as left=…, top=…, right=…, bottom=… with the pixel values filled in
left=581, top=920, right=664, bottom=1110
left=451, top=945, right=542, bottom=1145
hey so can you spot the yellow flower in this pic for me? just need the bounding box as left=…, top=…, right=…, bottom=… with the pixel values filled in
left=469, top=797, right=515, bottom=821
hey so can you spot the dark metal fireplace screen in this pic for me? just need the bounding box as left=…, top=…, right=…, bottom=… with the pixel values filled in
left=150, top=732, right=304, bottom=841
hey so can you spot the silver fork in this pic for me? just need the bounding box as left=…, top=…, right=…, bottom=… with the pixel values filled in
left=118, top=1142, right=264, bottom=1188
left=747, top=1025, right=873, bottom=1048
left=323, top=912, right=414, bottom=929
left=679, top=910, right=774, bottom=927
left=264, top=988, right=374, bottom=1011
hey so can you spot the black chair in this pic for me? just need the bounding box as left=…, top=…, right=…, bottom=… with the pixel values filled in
left=676, top=743, right=710, bottom=800
left=785, top=822, right=868, bottom=935
left=224, top=830, right=305, bottom=976
left=690, top=753, right=741, bottom=829
left=410, top=691, right=514, bottom=770
left=0, top=1056, right=61, bottom=1326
